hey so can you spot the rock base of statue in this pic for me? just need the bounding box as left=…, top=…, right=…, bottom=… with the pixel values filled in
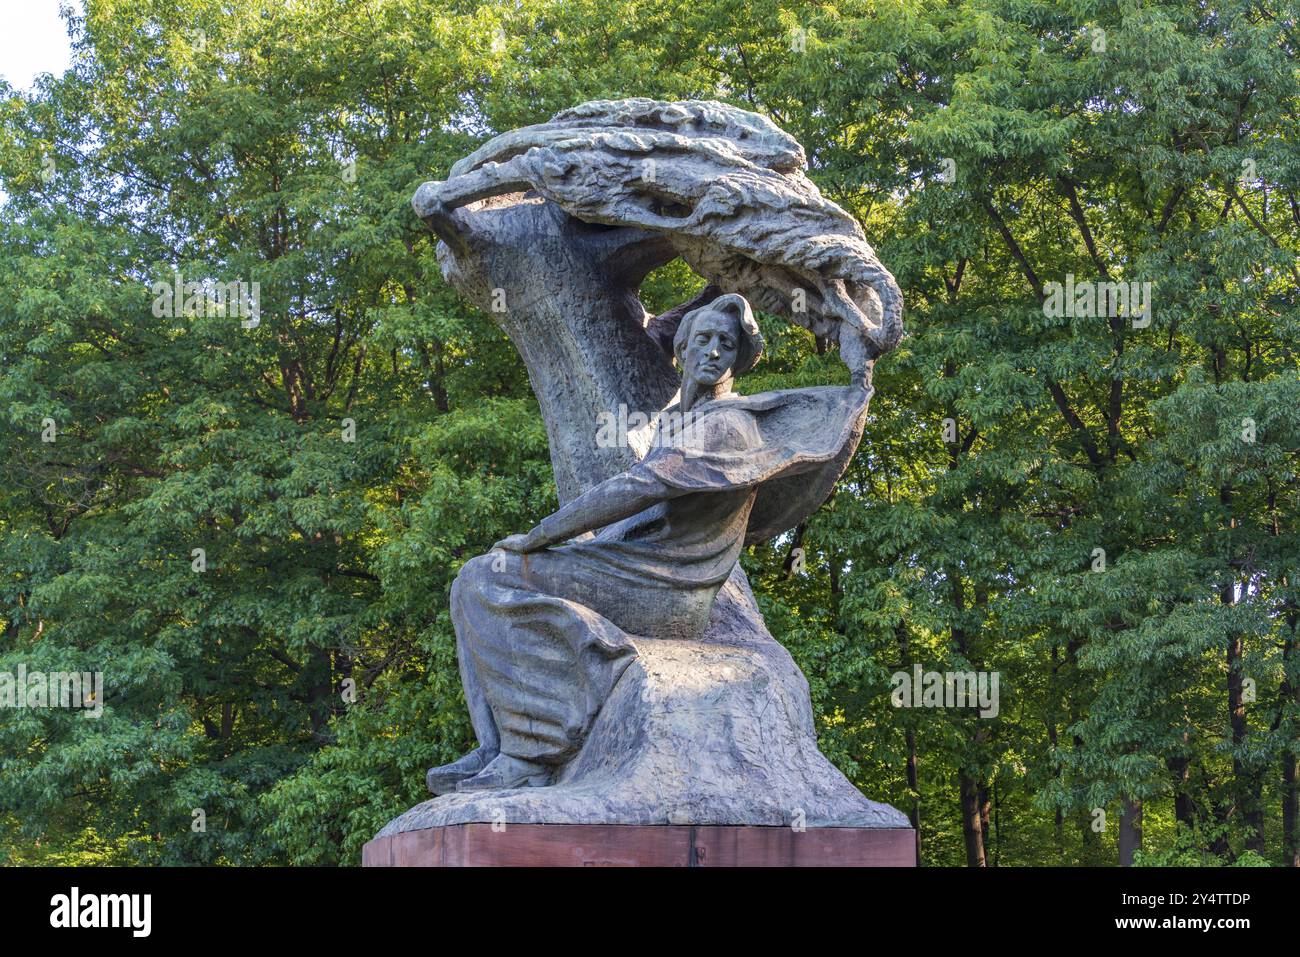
left=362, top=822, right=916, bottom=867
left=369, top=570, right=911, bottom=859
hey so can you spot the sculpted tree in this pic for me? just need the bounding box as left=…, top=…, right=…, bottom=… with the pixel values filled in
left=383, top=98, right=908, bottom=829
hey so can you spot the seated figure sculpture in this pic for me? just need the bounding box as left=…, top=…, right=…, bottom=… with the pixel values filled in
left=429, top=292, right=877, bottom=793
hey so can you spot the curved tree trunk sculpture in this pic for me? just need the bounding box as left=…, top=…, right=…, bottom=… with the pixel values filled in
left=380, top=99, right=909, bottom=830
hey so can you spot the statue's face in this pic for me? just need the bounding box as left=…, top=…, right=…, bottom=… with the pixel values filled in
left=681, top=310, right=741, bottom=388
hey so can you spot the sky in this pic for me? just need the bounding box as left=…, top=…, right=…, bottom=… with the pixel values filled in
left=0, top=1, right=80, bottom=91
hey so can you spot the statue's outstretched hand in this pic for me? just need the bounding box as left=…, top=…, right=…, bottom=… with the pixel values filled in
left=491, top=528, right=549, bottom=553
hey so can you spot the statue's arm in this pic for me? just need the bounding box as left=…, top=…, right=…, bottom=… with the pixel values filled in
left=494, top=468, right=680, bottom=553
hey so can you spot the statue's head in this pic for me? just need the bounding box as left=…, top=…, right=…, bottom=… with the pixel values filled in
left=673, top=294, right=764, bottom=390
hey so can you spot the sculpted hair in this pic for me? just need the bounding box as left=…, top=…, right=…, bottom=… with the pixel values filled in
left=673, top=294, right=765, bottom=377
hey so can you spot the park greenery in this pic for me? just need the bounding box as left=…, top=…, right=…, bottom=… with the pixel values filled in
left=1, top=0, right=1297, bottom=866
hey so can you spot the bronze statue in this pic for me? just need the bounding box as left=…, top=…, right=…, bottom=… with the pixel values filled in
left=430, top=293, right=877, bottom=792
left=376, top=98, right=909, bottom=831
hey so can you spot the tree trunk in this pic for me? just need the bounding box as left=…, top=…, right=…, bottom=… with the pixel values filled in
left=903, top=728, right=919, bottom=825
left=1168, top=753, right=1196, bottom=830
left=1284, top=751, right=1298, bottom=867
left=1283, top=600, right=1299, bottom=866
left=1048, top=646, right=1064, bottom=850
left=959, top=771, right=987, bottom=867
left=978, top=783, right=992, bottom=864
left=1119, top=798, right=1142, bottom=866
left=1224, top=575, right=1265, bottom=854
left=895, top=621, right=922, bottom=853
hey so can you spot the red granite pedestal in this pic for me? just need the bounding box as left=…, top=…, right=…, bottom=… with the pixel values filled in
left=362, top=824, right=916, bottom=867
